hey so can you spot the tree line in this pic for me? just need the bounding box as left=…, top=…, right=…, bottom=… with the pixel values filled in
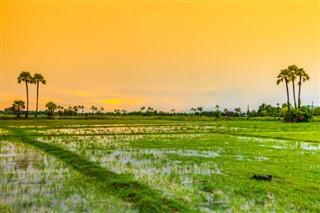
left=5, top=101, right=319, bottom=118
left=4, top=65, right=315, bottom=121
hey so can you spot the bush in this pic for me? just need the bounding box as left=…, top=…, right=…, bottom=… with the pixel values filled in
left=313, top=107, right=320, bottom=116
left=283, top=107, right=312, bottom=122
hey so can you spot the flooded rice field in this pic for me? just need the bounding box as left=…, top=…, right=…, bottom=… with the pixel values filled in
left=0, top=140, right=134, bottom=212
left=0, top=120, right=319, bottom=212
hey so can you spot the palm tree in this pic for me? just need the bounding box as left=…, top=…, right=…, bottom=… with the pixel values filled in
left=32, top=73, right=46, bottom=117
left=73, top=106, right=79, bottom=116
left=17, top=71, right=33, bottom=118
left=45, top=101, right=57, bottom=117
left=57, top=105, right=64, bottom=116
left=276, top=103, right=280, bottom=116
left=12, top=100, right=25, bottom=117
left=215, top=105, right=220, bottom=113
left=91, top=106, right=96, bottom=114
left=78, top=105, right=85, bottom=115
left=197, top=107, right=203, bottom=116
left=277, top=68, right=291, bottom=112
left=114, top=109, right=121, bottom=116
left=288, top=65, right=298, bottom=108
left=296, top=67, right=310, bottom=108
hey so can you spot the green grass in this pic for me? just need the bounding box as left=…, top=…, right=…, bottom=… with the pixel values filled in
left=1, top=118, right=319, bottom=212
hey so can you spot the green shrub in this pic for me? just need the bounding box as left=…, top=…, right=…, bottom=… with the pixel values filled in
left=284, top=107, right=312, bottom=122
left=313, top=107, right=320, bottom=116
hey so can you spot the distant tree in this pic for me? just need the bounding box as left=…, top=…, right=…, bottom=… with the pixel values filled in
left=258, top=103, right=267, bottom=116
left=66, top=106, right=73, bottom=116
left=12, top=100, right=25, bottom=117
left=215, top=105, right=220, bottom=113
left=100, top=107, right=104, bottom=114
left=295, top=67, right=310, bottom=108
left=171, top=109, right=175, bottom=114
left=276, top=103, right=280, bottom=116
left=32, top=73, right=46, bottom=117
left=234, top=107, right=241, bottom=117
left=17, top=71, right=33, bottom=118
left=45, top=101, right=57, bottom=117
left=313, top=107, right=320, bottom=116
left=77, top=105, right=85, bottom=115
left=190, top=107, right=196, bottom=115
left=215, top=105, right=220, bottom=117
left=73, top=106, right=79, bottom=116
left=246, top=105, right=250, bottom=117
left=277, top=68, right=291, bottom=112
left=250, top=110, right=257, bottom=117
left=146, top=107, right=155, bottom=116
left=91, top=106, right=96, bottom=114
left=114, top=109, right=121, bottom=116
left=57, top=105, right=64, bottom=116
left=197, top=107, right=203, bottom=116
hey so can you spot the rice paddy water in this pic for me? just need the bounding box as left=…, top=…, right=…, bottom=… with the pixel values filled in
left=0, top=119, right=319, bottom=212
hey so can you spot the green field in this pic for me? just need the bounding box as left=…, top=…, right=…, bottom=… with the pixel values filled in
left=1, top=118, right=319, bottom=212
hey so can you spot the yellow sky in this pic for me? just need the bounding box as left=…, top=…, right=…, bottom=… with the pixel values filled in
left=1, top=0, right=319, bottom=111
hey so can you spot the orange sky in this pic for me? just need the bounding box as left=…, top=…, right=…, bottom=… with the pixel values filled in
left=1, top=0, right=319, bottom=112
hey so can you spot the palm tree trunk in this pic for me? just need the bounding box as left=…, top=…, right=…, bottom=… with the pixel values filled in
left=25, top=81, right=29, bottom=118
left=35, top=82, right=39, bottom=117
left=298, top=76, right=302, bottom=108
left=285, top=79, right=290, bottom=112
left=292, top=80, right=297, bottom=108
left=17, top=106, right=21, bottom=117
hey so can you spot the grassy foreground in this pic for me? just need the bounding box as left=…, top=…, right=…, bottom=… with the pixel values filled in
left=1, top=118, right=319, bottom=212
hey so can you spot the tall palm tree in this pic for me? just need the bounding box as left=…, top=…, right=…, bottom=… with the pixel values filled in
left=288, top=65, right=298, bottom=108
left=296, top=67, right=310, bottom=108
left=32, top=73, right=46, bottom=117
left=17, top=71, right=33, bottom=118
left=277, top=68, right=291, bottom=112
